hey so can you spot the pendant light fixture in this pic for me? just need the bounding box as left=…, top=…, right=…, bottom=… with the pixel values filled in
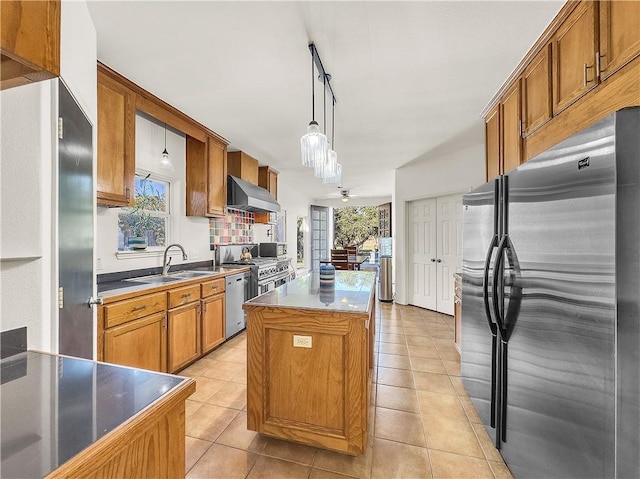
left=301, top=46, right=327, bottom=169
left=159, top=123, right=174, bottom=172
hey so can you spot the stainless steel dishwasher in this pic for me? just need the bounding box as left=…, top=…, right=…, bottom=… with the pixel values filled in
left=226, top=271, right=249, bottom=338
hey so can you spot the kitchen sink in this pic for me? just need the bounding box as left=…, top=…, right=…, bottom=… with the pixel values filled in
left=170, top=270, right=215, bottom=279
left=124, top=270, right=215, bottom=284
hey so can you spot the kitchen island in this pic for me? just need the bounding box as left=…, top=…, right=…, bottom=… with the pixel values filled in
left=1, top=351, right=195, bottom=478
left=245, top=270, right=376, bottom=455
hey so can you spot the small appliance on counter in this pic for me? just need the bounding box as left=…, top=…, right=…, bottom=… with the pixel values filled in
left=259, top=242, right=287, bottom=258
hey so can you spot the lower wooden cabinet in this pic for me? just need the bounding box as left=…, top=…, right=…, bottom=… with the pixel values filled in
left=202, top=293, right=225, bottom=353
left=168, top=301, right=201, bottom=373
left=104, top=312, right=167, bottom=372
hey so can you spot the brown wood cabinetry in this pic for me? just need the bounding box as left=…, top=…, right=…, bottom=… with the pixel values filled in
left=454, top=274, right=462, bottom=354
left=501, top=81, right=523, bottom=174
left=101, top=292, right=167, bottom=372
left=485, top=104, right=501, bottom=181
left=522, top=44, right=553, bottom=136
left=1, top=0, right=60, bottom=90
left=599, top=0, right=640, bottom=81
left=104, top=312, right=167, bottom=372
left=167, top=286, right=202, bottom=373
left=255, top=166, right=279, bottom=224
left=228, top=151, right=259, bottom=185
left=552, top=0, right=598, bottom=114
left=97, top=68, right=135, bottom=207
left=186, top=136, right=227, bottom=218
left=201, top=278, right=226, bottom=353
left=484, top=0, right=640, bottom=177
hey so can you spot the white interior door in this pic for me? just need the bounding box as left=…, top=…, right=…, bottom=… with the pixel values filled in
left=408, top=198, right=437, bottom=310
left=436, top=193, right=463, bottom=315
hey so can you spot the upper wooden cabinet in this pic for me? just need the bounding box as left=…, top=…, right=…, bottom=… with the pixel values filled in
left=186, top=135, right=227, bottom=217
left=1, top=0, right=60, bottom=90
left=552, top=0, right=598, bottom=114
left=97, top=70, right=135, bottom=207
left=484, top=0, right=640, bottom=176
left=599, top=0, right=640, bottom=81
left=522, top=44, right=553, bottom=136
left=501, top=81, right=523, bottom=174
left=227, top=151, right=259, bottom=185
left=485, top=104, right=501, bottom=181
left=258, top=166, right=278, bottom=199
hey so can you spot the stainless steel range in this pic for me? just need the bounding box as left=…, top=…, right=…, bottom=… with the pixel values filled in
left=218, top=245, right=293, bottom=297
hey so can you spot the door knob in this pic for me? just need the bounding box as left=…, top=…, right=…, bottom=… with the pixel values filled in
left=430, top=258, right=436, bottom=262
left=88, top=296, right=104, bottom=307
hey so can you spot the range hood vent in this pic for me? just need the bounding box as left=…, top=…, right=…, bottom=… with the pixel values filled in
left=227, top=175, right=281, bottom=213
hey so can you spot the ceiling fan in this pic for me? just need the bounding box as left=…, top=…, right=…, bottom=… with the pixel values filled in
left=327, top=189, right=358, bottom=203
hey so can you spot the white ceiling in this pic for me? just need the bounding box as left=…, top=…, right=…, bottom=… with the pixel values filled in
left=87, top=1, right=563, bottom=201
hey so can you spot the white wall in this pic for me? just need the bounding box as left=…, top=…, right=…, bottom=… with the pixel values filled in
left=96, top=113, right=213, bottom=274
left=394, top=143, right=485, bottom=304
left=0, top=1, right=97, bottom=352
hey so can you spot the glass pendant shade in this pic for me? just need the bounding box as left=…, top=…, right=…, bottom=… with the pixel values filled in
left=322, top=162, right=342, bottom=186
left=315, top=148, right=338, bottom=179
left=159, top=148, right=174, bottom=172
left=301, top=121, right=328, bottom=168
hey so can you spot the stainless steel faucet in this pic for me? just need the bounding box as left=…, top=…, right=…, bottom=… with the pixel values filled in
left=162, top=244, right=188, bottom=275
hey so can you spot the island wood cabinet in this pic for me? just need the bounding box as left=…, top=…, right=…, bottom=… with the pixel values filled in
left=101, top=291, right=167, bottom=372
left=167, top=284, right=202, bottom=373
left=1, top=0, right=60, bottom=90
left=246, top=272, right=376, bottom=456
left=484, top=0, right=640, bottom=179
left=186, top=135, right=227, bottom=217
left=201, top=278, right=226, bottom=353
left=255, top=166, right=279, bottom=224
left=97, top=68, right=135, bottom=207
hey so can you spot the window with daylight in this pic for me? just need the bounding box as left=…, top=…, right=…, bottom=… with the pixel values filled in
left=117, top=174, right=170, bottom=251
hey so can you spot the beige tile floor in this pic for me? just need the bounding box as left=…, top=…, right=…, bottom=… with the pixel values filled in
left=180, top=302, right=514, bottom=479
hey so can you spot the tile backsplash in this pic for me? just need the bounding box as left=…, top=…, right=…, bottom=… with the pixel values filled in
left=210, top=208, right=254, bottom=245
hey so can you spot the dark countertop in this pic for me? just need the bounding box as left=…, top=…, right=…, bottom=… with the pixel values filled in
left=0, top=351, right=191, bottom=479
left=98, top=265, right=250, bottom=299
left=245, top=270, right=376, bottom=314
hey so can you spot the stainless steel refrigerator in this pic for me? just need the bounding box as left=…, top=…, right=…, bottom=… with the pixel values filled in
left=461, top=107, right=640, bottom=478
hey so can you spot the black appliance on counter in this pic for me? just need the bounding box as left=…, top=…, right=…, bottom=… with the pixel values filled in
left=461, top=107, right=640, bottom=478
left=259, top=242, right=287, bottom=258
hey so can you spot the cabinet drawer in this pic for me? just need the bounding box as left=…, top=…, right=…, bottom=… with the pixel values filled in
left=104, top=292, right=166, bottom=329
left=201, top=278, right=225, bottom=298
left=168, top=284, right=200, bottom=309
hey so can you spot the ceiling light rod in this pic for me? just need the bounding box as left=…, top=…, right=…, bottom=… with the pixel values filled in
left=308, top=43, right=337, bottom=105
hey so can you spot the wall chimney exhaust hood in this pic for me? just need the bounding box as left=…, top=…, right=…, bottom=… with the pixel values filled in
left=227, top=175, right=281, bottom=213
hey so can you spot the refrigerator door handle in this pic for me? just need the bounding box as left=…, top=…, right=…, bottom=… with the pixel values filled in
left=491, top=234, right=509, bottom=332
left=482, top=234, right=500, bottom=335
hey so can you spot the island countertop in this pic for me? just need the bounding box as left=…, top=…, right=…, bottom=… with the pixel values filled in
left=1, top=351, right=194, bottom=478
left=244, top=270, right=376, bottom=314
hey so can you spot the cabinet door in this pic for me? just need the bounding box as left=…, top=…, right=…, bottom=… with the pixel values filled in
left=501, top=81, right=522, bottom=174
left=485, top=104, right=501, bottom=181
left=104, top=312, right=167, bottom=372
left=202, top=293, right=225, bottom=353
left=522, top=44, right=552, bottom=137
left=552, top=0, right=597, bottom=114
left=207, top=137, right=227, bottom=217
left=0, top=0, right=60, bottom=90
left=97, top=71, right=135, bottom=206
left=599, top=0, right=640, bottom=81
left=168, top=302, right=201, bottom=372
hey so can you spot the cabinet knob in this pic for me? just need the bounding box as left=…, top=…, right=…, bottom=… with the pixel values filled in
left=431, top=258, right=436, bottom=262
left=437, top=259, right=442, bottom=263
